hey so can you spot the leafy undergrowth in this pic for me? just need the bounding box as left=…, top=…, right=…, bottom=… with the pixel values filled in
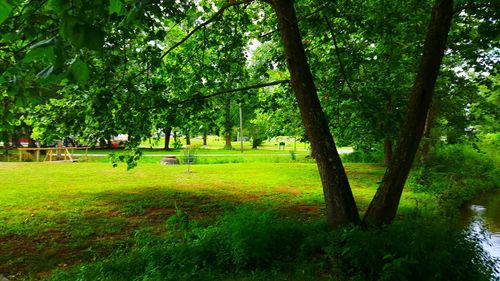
left=408, top=144, right=500, bottom=215
left=46, top=208, right=497, bottom=281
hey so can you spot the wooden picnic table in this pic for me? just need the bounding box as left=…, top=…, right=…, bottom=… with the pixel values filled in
left=17, top=147, right=89, bottom=162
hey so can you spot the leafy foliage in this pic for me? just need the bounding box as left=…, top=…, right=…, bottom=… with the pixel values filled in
left=408, top=143, right=499, bottom=214
left=47, top=208, right=496, bottom=281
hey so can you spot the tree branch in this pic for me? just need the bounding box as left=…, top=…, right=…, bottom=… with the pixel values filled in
left=112, top=0, right=254, bottom=92
left=260, top=2, right=333, bottom=38
left=138, top=79, right=290, bottom=111
left=323, top=14, right=361, bottom=102
left=159, top=0, right=254, bottom=61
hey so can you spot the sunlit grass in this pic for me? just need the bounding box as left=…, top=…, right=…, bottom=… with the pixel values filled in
left=0, top=162, right=433, bottom=279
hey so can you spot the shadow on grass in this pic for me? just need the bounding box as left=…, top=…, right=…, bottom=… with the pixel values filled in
left=0, top=185, right=329, bottom=280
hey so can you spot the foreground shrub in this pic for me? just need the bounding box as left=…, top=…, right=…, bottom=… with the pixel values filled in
left=48, top=209, right=496, bottom=281
left=310, top=217, right=497, bottom=281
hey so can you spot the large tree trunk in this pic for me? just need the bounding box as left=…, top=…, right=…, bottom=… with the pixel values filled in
left=164, top=127, right=172, bottom=150
left=271, top=0, right=360, bottom=227
left=363, top=0, right=454, bottom=226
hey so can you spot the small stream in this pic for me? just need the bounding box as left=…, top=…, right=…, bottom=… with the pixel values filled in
left=462, top=189, right=500, bottom=278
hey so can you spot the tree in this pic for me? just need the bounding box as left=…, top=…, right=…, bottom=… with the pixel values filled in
left=270, top=0, right=361, bottom=226
left=363, top=0, right=454, bottom=225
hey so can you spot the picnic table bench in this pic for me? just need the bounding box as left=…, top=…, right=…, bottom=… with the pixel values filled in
left=17, top=147, right=89, bottom=162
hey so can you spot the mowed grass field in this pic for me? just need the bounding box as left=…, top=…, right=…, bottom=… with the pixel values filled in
left=0, top=162, right=431, bottom=280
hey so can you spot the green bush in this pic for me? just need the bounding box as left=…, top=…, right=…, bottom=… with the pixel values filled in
left=48, top=209, right=497, bottom=281
left=341, top=150, right=383, bottom=163
left=48, top=208, right=306, bottom=280
left=302, top=217, right=496, bottom=281
left=408, top=144, right=499, bottom=214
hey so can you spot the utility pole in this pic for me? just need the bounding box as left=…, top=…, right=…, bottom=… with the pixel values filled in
left=239, top=103, right=243, bottom=153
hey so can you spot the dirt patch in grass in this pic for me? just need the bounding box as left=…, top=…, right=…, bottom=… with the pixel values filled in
left=274, top=187, right=302, bottom=195
left=0, top=231, right=82, bottom=279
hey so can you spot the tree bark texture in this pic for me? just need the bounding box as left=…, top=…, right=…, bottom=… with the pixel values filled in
left=164, top=127, right=171, bottom=150
left=363, top=0, right=454, bottom=226
left=203, top=129, right=208, bottom=146
left=271, top=0, right=360, bottom=226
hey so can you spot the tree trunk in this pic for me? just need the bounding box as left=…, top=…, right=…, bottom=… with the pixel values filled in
left=224, top=134, right=232, bottom=149
left=421, top=108, right=435, bottom=164
left=383, top=138, right=392, bottom=166
left=224, top=99, right=233, bottom=150
left=271, top=0, right=360, bottom=227
left=185, top=130, right=191, bottom=145
left=11, top=134, right=21, bottom=147
left=363, top=0, right=454, bottom=226
left=107, top=137, right=113, bottom=148
left=164, top=127, right=172, bottom=150
left=203, top=129, right=208, bottom=146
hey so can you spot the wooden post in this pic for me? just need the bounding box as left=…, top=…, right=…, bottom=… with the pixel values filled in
left=19, top=149, right=22, bottom=162
left=36, top=150, right=40, bottom=162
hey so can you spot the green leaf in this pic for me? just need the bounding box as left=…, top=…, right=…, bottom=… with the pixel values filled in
left=2, top=32, right=19, bottom=41
left=0, top=0, right=13, bottom=25
left=23, top=47, right=55, bottom=63
left=70, top=58, right=90, bottom=84
left=47, top=0, right=71, bottom=15
left=36, top=65, right=55, bottom=79
left=60, top=15, right=85, bottom=47
left=109, top=0, right=125, bottom=16
left=60, top=15, right=104, bottom=51
left=83, top=25, right=104, bottom=51
left=29, top=38, right=57, bottom=49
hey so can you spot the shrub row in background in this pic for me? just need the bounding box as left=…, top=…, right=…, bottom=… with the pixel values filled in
left=341, top=150, right=384, bottom=163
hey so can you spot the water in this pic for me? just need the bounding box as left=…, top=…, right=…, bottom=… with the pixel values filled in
left=464, top=190, right=500, bottom=279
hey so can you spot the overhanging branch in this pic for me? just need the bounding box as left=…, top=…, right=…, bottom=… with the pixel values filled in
left=138, top=79, right=290, bottom=111
left=159, top=0, right=254, bottom=61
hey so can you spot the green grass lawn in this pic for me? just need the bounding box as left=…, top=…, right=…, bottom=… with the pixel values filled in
left=0, top=162, right=432, bottom=280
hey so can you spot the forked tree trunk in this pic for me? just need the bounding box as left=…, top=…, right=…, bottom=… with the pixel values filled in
left=363, top=0, right=454, bottom=226
left=271, top=0, right=360, bottom=226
